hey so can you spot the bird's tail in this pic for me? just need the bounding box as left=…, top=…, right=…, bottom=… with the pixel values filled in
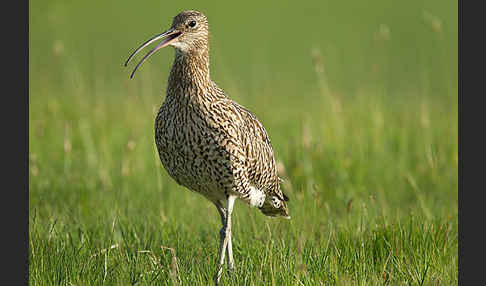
left=260, top=192, right=290, bottom=219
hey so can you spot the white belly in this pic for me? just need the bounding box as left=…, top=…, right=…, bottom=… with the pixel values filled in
left=247, top=185, right=266, bottom=208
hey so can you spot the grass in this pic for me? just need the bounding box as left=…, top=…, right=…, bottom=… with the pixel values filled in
left=29, top=0, right=457, bottom=285
left=28, top=89, right=458, bottom=285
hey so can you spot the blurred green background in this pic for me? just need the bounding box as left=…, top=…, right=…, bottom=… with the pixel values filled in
left=29, top=0, right=457, bottom=284
left=30, top=0, right=457, bottom=100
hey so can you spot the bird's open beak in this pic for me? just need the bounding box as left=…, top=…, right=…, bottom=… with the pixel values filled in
left=124, top=28, right=182, bottom=79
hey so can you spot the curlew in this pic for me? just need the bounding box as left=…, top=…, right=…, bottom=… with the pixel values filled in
left=125, top=10, right=290, bottom=284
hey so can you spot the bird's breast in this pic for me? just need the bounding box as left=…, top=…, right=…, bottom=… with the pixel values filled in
left=154, top=102, right=235, bottom=195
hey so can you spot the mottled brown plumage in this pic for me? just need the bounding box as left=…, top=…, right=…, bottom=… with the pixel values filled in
left=125, top=10, right=289, bottom=284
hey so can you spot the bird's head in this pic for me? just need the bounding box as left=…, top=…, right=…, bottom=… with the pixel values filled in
left=169, top=10, right=209, bottom=54
left=125, top=10, right=209, bottom=78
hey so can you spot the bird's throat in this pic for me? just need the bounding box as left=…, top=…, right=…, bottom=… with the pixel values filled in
left=168, top=49, right=210, bottom=92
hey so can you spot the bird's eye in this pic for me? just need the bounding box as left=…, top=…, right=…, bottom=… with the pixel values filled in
left=188, top=20, right=197, bottom=28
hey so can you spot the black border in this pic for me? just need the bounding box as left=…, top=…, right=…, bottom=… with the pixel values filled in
left=5, top=0, right=28, bottom=283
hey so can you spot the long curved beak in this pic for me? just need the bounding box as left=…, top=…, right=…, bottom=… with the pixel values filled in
left=124, top=28, right=182, bottom=79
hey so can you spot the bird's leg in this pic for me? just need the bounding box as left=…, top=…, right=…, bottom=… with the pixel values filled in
left=214, top=202, right=228, bottom=284
left=214, top=195, right=236, bottom=285
left=226, top=227, right=235, bottom=270
left=213, top=201, right=235, bottom=271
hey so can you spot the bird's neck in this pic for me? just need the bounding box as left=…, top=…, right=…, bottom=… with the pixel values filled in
left=168, top=49, right=211, bottom=94
left=166, top=47, right=227, bottom=107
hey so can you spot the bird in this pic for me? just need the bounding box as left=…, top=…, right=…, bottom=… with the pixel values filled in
left=124, top=10, right=290, bottom=284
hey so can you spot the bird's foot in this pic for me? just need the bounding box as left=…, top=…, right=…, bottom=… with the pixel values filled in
left=226, top=266, right=235, bottom=277
left=213, top=265, right=224, bottom=285
left=228, top=262, right=235, bottom=270
left=214, top=266, right=236, bottom=285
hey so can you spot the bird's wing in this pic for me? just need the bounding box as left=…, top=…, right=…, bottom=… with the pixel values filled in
left=207, top=96, right=288, bottom=202
left=229, top=101, right=288, bottom=202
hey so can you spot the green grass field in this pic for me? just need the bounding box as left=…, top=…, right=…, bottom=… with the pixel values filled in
left=29, top=0, right=457, bottom=285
